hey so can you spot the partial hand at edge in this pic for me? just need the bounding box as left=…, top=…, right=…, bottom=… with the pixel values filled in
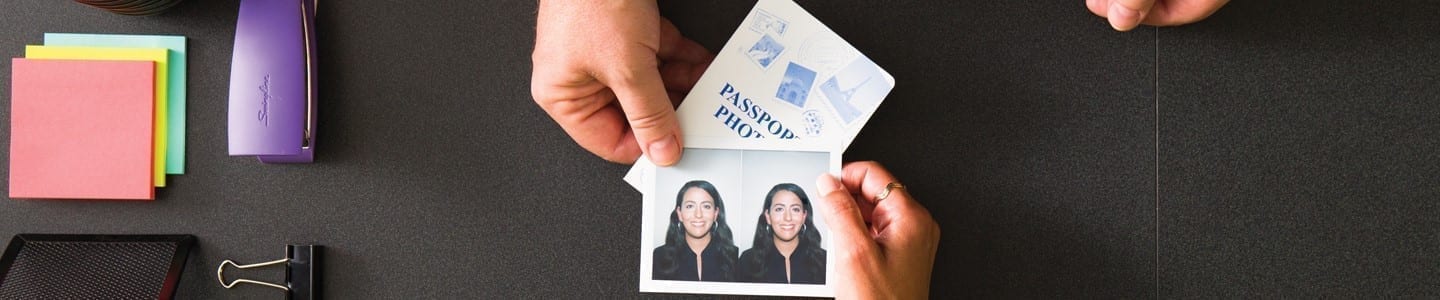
left=1087, top=0, right=1231, bottom=31
left=816, top=161, right=941, bottom=299
left=531, top=0, right=713, bottom=166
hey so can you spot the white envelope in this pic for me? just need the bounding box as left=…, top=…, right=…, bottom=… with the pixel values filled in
left=626, top=0, right=895, bottom=190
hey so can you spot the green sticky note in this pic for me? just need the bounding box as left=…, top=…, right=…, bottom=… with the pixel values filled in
left=45, top=33, right=187, bottom=175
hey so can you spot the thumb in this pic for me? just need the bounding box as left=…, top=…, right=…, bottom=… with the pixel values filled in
left=817, top=174, right=878, bottom=252
left=1107, top=0, right=1155, bottom=31
left=607, top=62, right=684, bottom=166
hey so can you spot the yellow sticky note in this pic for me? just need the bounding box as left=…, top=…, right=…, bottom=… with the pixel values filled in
left=26, top=45, right=169, bottom=187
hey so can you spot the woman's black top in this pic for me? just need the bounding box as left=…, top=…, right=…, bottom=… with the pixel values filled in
left=737, top=243, right=827, bottom=284
left=652, top=241, right=735, bottom=282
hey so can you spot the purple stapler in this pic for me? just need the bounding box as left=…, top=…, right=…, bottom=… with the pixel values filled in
left=228, top=0, right=318, bottom=163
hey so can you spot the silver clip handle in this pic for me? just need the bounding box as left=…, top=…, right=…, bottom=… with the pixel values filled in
left=217, top=259, right=291, bottom=291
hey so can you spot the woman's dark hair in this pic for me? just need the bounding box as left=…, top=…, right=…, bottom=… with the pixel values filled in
left=653, top=180, right=738, bottom=281
left=740, top=183, right=824, bottom=282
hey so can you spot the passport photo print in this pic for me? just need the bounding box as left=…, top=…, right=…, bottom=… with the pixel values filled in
left=639, top=140, right=839, bottom=297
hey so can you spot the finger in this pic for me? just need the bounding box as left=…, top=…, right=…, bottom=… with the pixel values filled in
left=602, top=56, right=684, bottom=166
left=840, top=161, right=925, bottom=235
left=816, top=173, right=879, bottom=251
left=531, top=82, right=643, bottom=163
left=817, top=173, right=886, bottom=299
left=840, top=161, right=906, bottom=206
left=656, top=17, right=713, bottom=64
left=835, top=163, right=941, bottom=276
left=836, top=163, right=878, bottom=224
left=1141, top=0, right=1230, bottom=26
left=855, top=190, right=877, bottom=225
left=1086, top=0, right=1108, bottom=17
left=1106, top=0, right=1155, bottom=31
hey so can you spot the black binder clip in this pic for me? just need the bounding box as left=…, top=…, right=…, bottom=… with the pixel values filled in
left=217, top=245, right=320, bottom=300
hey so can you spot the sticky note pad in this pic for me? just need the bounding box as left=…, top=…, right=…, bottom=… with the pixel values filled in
left=10, top=58, right=156, bottom=200
left=46, top=33, right=187, bottom=175
left=26, top=45, right=169, bottom=187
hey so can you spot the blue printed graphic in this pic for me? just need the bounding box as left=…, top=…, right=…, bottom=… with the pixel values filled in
left=803, top=109, right=824, bottom=137
left=775, top=62, right=817, bottom=108
left=820, top=56, right=888, bottom=125
left=750, top=9, right=789, bottom=36
left=746, top=35, right=785, bottom=69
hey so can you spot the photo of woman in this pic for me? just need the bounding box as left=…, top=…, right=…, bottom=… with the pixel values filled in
left=738, top=183, right=826, bottom=284
left=652, top=180, right=740, bottom=282
left=640, top=148, right=835, bottom=296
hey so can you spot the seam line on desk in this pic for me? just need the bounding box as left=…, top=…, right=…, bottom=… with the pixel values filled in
left=1153, top=26, right=1161, bottom=300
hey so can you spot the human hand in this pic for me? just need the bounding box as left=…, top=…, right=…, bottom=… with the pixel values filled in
left=1087, top=0, right=1231, bottom=31
left=817, top=161, right=941, bottom=299
left=531, top=0, right=713, bottom=166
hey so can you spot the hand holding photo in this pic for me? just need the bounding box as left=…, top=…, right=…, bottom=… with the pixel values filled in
left=631, top=0, right=894, bottom=296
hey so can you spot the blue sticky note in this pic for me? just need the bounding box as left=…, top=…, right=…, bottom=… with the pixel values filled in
left=46, top=33, right=187, bottom=174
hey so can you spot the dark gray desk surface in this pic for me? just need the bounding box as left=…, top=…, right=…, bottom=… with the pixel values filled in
left=1, top=0, right=1436, bottom=298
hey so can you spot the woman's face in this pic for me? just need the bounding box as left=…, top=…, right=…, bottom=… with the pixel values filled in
left=765, top=190, right=807, bottom=242
left=676, top=187, right=718, bottom=240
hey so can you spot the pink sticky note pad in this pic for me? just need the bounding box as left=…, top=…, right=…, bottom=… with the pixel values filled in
left=10, top=58, right=155, bottom=200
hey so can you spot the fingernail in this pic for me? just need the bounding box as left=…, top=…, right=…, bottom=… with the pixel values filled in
left=1108, top=2, right=1140, bottom=31
left=816, top=174, right=841, bottom=195
left=647, top=134, right=680, bottom=166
